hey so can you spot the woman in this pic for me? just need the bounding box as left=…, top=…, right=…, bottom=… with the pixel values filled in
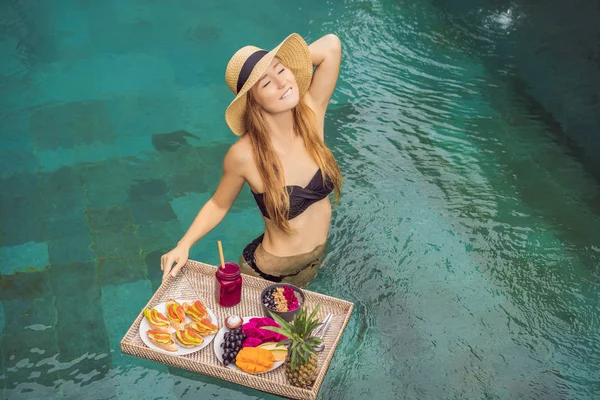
left=161, top=33, right=343, bottom=287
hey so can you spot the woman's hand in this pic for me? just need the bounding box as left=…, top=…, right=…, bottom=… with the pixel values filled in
left=161, top=244, right=190, bottom=280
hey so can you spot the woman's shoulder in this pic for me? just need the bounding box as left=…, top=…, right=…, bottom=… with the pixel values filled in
left=224, top=135, right=253, bottom=171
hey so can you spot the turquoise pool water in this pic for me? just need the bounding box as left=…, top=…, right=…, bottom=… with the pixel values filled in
left=1, top=0, right=599, bottom=399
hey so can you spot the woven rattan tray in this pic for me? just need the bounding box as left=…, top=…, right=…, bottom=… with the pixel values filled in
left=121, top=260, right=354, bottom=400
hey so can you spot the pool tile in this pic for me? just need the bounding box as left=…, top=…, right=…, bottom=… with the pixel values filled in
left=90, top=231, right=141, bottom=259
left=0, top=173, right=46, bottom=246
left=0, top=270, right=51, bottom=301
left=1, top=346, right=4, bottom=395
left=112, top=367, right=176, bottom=400
left=39, top=166, right=87, bottom=215
left=1, top=329, right=60, bottom=390
left=130, top=199, right=177, bottom=225
left=5, top=384, right=57, bottom=400
left=100, top=280, right=154, bottom=365
left=56, top=353, right=111, bottom=390
left=85, top=204, right=134, bottom=234
left=106, top=94, right=183, bottom=140
left=144, top=249, right=169, bottom=291
left=1, top=296, right=56, bottom=335
left=154, top=145, right=203, bottom=176
left=43, top=211, right=90, bottom=242
left=0, top=108, right=32, bottom=150
left=40, top=165, right=81, bottom=194
left=0, top=150, right=38, bottom=177
left=47, top=234, right=95, bottom=266
left=77, top=159, right=125, bottom=187
left=167, top=167, right=210, bottom=198
left=170, top=192, right=211, bottom=228
left=84, top=182, right=130, bottom=209
left=0, top=172, right=40, bottom=198
left=54, top=363, right=118, bottom=400
left=151, top=130, right=199, bottom=153
left=0, top=242, right=49, bottom=275
left=228, top=188, right=258, bottom=214
left=36, top=139, right=156, bottom=173
left=194, top=141, right=231, bottom=169
left=33, top=53, right=177, bottom=104
left=136, top=219, right=183, bottom=253
left=49, top=262, right=109, bottom=365
left=0, top=301, right=4, bottom=335
left=168, top=366, right=281, bottom=400
left=0, top=195, right=45, bottom=246
left=30, top=100, right=115, bottom=150
left=187, top=23, right=221, bottom=43
left=48, top=262, right=97, bottom=301
left=128, top=179, right=168, bottom=202
left=97, top=256, right=147, bottom=286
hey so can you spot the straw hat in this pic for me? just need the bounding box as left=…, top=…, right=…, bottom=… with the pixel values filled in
left=224, top=33, right=313, bottom=136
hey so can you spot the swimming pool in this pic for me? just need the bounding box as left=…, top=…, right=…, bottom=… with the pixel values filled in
left=1, top=0, right=599, bottom=399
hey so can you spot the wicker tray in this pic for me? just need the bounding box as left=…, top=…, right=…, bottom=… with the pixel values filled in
left=120, top=260, right=354, bottom=400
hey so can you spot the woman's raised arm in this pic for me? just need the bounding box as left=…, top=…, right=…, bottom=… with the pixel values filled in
left=306, top=34, right=342, bottom=117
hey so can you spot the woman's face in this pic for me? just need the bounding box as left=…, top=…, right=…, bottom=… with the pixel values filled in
left=250, top=58, right=299, bottom=114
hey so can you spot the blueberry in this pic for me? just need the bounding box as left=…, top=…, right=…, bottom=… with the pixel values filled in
left=223, top=359, right=229, bottom=366
left=236, top=340, right=241, bottom=346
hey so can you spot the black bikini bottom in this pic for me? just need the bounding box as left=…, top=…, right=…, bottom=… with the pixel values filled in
left=241, top=234, right=324, bottom=283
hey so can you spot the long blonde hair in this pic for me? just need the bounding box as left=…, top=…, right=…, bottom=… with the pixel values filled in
left=245, top=92, right=343, bottom=234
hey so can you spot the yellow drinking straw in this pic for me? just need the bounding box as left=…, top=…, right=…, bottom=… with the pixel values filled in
left=217, top=240, right=226, bottom=270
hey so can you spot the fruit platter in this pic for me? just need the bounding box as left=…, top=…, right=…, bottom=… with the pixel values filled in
left=139, top=298, right=219, bottom=355
left=121, top=259, right=354, bottom=400
left=213, top=316, right=287, bottom=373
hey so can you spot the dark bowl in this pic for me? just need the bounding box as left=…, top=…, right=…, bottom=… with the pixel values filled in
left=260, top=283, right=305, bottom=323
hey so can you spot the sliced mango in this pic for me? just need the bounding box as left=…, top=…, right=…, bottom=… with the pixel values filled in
left=144, top=308, right=169, bottom=327
left=147, top=330, right=172, bottom=344
left=183, top=300, right=208, bottom=321
left=176, top=329, right=204, bottom=346
left=166, top=300, right=186, bottom=325
left=270, top=348, right=287, bottom=362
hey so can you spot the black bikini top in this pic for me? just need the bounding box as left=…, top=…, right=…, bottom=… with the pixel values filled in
left=251, top=170, right=334, bottom=220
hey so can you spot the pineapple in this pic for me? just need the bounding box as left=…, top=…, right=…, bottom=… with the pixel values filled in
left=263, top=304, right=322, bottom=388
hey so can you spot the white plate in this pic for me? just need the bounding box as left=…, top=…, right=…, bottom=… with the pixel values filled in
left=213, top=316, right=284, bottom=374
left=140, top=299, right=218, bottom=356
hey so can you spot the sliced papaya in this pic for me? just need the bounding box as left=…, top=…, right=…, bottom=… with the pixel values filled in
left=151, top=309, right=168, bottom=324
left=147, top=330, right=172, bottom=344
left=196, top=318, right=218, bottom=331
left=167, top=305, right=178, bottom=321
left=175, top=305, right=186, bottom=322
left=144, top=308, right=169, bottom=328
left=193, top=300, right=207, bottom=314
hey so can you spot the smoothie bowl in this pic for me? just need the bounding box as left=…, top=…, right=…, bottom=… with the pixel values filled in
left=260, top=283, right=305, bottom=322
